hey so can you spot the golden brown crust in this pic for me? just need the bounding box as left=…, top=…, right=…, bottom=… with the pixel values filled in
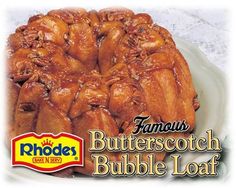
left=7, top=8, right=199, bottom=176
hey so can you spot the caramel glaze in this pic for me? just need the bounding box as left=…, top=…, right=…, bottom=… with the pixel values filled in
left=7, top=8, right=199, bottom=176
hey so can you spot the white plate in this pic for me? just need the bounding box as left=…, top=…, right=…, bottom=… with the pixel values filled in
left=6, top=38, right=227, bottom=182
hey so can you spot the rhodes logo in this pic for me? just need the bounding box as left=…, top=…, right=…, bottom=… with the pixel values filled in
left=11, top=132, right=84, bottom=173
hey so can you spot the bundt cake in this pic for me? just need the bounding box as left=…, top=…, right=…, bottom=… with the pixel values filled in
left=7, top=7, right=199, bottom=176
